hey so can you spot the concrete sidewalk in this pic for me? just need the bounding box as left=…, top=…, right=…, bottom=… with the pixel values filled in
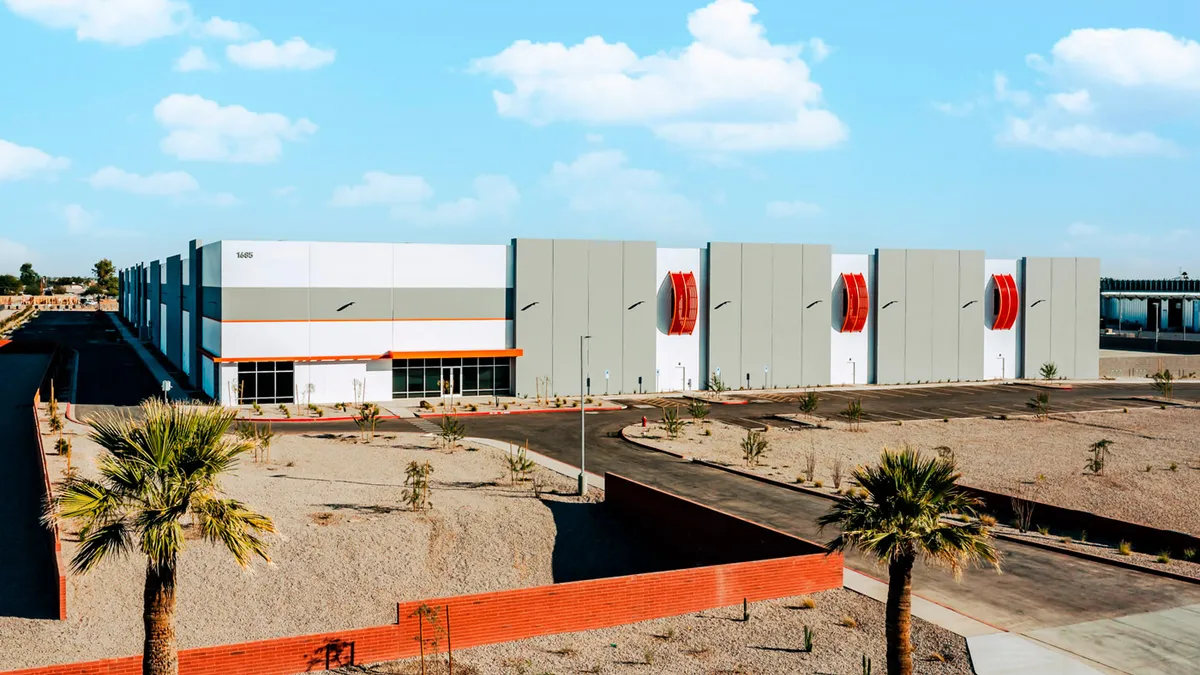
left=103, top=312, right=187, bottom=402
left=1025, top=604, right=1200, bottom=675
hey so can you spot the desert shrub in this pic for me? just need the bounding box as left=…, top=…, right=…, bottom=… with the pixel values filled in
left=1037, top=525, right=1050, bottom=536
left=1027, top=391, right=1051, bottom=419
left=55, top=436, right=71, bottom=461
left=1182, top=547, right=1196, bottom=561
left=1039, top=362, right=1059, bottom=380
left=839, top=615, right=857, bottom=628
left=802, top=625, right=815, bottom=653
left=437, top=415, right=466, bottom=448
left=803, top=445, right=817, bottom=483
left=1011, top=496, right=1035, bottom=533
left=703, top=427, right=712, bottom=436
left=662, top=407, right=684, bottom=439
left=687, top=399, right=710, bottom=422
left=252, top=402, right=263, bottom=416
left=1117, top=540, right=1132, bottom=556
left=709, top=372, right=729, bottom=394
left=741, top=429, right=769, bottom=466
left=506, top=443, right=536, bottom=484
left=1170, top=461, right=1179, bottom=472
left=798, top=390, right=819, bottom=414
left=1157, top=550, right=1172, bottom=564
left=979, top=514, right=997, bottom=527
left=831, top=456, right=844, bottom=489
left=1151, top=369, right=1174, bottom=399
left=402, top=460, right=433, bottom=511
left=798, top=597, right=816, bottom=609
left=353, top=403, right=381, bottom=440
left=1085, top=439, right=1115, bottom=475
left=934, top=445, right=955, bottom=464
left=840, top=398, right=864, bottom=429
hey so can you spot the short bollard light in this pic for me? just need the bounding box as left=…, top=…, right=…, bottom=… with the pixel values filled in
left=642, top=416, right=647, bottom=428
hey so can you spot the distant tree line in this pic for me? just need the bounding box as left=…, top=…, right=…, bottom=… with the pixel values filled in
left=0, top=258, right=119, bottom=296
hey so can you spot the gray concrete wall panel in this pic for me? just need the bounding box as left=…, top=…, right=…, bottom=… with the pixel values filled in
left=220, top=288, right=310, bottom=322
left=1074, top=257, right=1100, bottom=379
left=1022, top=257, right=1053, bottom=376
left=1050, top=257, right=1077, bottom=376
left=622, top=241, right=656, bottom=394
left=201, top=286, right=222, bottom=320
left=904, top=250, right=934, bottom=383
left=707, top=243, right=742, bottom=387
left=166, top=256, right=183, bottom=369
left=587, top=241, right=623, bottom=394
left=874, top=249, right=906, bottom=384
left=801, top=244, right=832, bottom=386
left=311, top=288, right=392, bottom=321
left=958, top=251, right=985, bottom=381
left=770, top=244, right=804, bottom=388
left=187, top=241, right=202, bottom=388
left=930, top=251, right=959, bottom=382
left=740, top=243, right=773, bottom=390
left=513, top=239, right=554, bottom=397
left=551, top=240, right=589, bottom=396
left=149, top=261, right=162, bottom=349
left=392, top=288, right=507, bottom=320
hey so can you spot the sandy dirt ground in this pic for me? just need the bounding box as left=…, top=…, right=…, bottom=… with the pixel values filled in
left=627, top=406, right=1200, bottom=536
left=1, top=420, right=600, bottom=670
left=345, top=590, right=971, bottom=675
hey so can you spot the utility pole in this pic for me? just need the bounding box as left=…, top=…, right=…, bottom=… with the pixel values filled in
left=579, top=335, right=591, bottom=496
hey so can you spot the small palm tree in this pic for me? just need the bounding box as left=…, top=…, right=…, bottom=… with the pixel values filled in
left=819, top=448, right=999, bottom=675
left=44, top=400, right=275, bottom=675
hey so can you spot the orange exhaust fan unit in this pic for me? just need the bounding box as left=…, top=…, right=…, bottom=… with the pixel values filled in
left=840, top=272, right=868, bottom=333
left=668, top=271, right=699, bottom=335
left=991, top=274, right=1019, bottom=330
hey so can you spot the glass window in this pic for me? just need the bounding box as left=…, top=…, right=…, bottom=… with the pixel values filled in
left=423, top=368, right=440, bottom=394
left=408, top=368, right=424, bottom=395
left=239, top=372, right=257, bottom=401
left=276, top=370, right=294, bottom=400
left=462, top=357, right=478, bottom=367
left=478, top=366, right=493, bottom=391
left=393, top=368, right=407, bottom=396
left=494, top=364, right=510, bottom=392
left=462, top=366, right=478, bottom=392
left=235, top=361, right=294, bottom=403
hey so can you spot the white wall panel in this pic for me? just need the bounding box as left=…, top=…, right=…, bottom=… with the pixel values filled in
left=830, top=254, right=871, bottom=384
left=392, top=244, right=509, bottom=288
left=310, top=321, right=392, bottom=356
left=221, top=322, right=310, bottom=359
left=201, top=242, right=222, bottom=286
left=365, top=359, right=393, bottom=402
left=201, top=317, right=221, bottom=355
left=655, top=248, right=702, bottom=391
left=221, top=241, right=311, bottom=288
left=984, top=259, right=1019, bottom=379
left=309, top=243, right=394, bottom=288
left=294, top=362, right=366, bottom=405
left=182, top=259, right=189, bottom=286
left=392, top=320, right=509, bottom=352
left=218, top=364, right=238, bottom=405
left=201, top=355, right=215, bottom=398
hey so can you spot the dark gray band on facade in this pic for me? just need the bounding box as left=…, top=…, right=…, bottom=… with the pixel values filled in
left=213, top=287, right=509, bottom=322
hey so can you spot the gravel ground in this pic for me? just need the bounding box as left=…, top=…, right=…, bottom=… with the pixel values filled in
left=325, top=590, right=971, bottom=675
left=996, top=526, right=1200, bottom=581
left=1, top=421, right=600, bottom=670
left=628, top=406, right=1200, bottom=536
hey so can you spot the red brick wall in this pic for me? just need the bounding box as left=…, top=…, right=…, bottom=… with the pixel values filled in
left=4, top=475, right=842, bottom=675
left=31, top=392, right=68, bottom=620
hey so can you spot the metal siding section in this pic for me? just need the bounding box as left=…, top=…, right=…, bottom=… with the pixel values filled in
left=874, top=249, right=906, bottom=384
left=958, top=250, right=985, bottom=381
left=311, top=288, right=392, bottom=320
left=741, top=243, right=773, bottom=390
left=770, top=244, right=804, bottom=387
left=1022, top=257, right=1053, bottom=376
left=706, top=243, right=742, bottom=389
left=930, top=250, right=958, bottom=382
left=513, top=239, right=554, bottom=397
left=801, top=244, right=832, bottom=385
left=904, top=250, right=934, bottom=382
left=552, top=239, right=589, bottom=396
left=221, top=288, right=310, bottom=322
left=1050, top=257, right=1077, bottom=377
left=588, top=241, right=623, bottom=394
left=1075, top=258, right=1100, bottom=379
left=622, top=241, right=656, bottom=394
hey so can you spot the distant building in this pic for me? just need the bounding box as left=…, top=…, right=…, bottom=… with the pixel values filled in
left=1101, top=276, right=1199, bottom=333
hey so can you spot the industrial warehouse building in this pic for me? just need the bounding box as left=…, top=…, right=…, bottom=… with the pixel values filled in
left=1101, top=277, right=1200, bottom=334
left=118, top=239, right=1100, bottom=406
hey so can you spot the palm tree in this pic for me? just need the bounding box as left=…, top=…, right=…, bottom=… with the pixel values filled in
left=818, top=447, right=999, bottom=675
left=44, top=399, right=275, bottom=675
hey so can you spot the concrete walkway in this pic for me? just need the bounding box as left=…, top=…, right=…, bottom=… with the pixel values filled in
left=1024, top=604, right=1200, bottom=675
left=103, top=311, right=187, bottom=402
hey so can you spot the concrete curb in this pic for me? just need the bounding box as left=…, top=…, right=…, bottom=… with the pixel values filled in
left=681, top=393, right=749, bottom=405
left=238, top=414, right=401, bottom=423
left=993, top=532, right=1200, bottom=586
left=415, top=404, right=625, bottom=418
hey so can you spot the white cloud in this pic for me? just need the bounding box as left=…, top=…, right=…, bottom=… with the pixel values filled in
left=807, top=37, right=831, bottom=63
left=932, top=101, right=974, bottom=116
left=64, top=204, right=95, bottom=234
left=993, top=72, right=1031, bottom=106
left=272, top=185, right=296, bottom=197
left=3, top=0, right=190, bottom=46
left=153, top=94, right=317, bottom=163
left=88, top=166, right=200, bottom=195
left=0, top=138, right=69, bottom=180
left=392, top=175, right=520, bottom=224
left=175, top=46, right=217, bottom=72
left=1000, top=118, right=1179, bottom=157
left=226, top=38, right=336, bottom=70
left=209, top=192, right=239, bottom=207
left=546, top=150, right=702, bottom=229
left=1048, top=89, right=1092, bottom=114
left=765, top=199, right=821, bottom=218
left=0, top=238, right=32, bottom=269
left=470, top=0, right=845, bottom=152
left=1039, top=28, right=1200, bottom=91
left=331, top=172, right=433, bottom=207
left=1067, top=221, right=1098, bottom=237
left=199, top=16, right=255, bottom=41
left=585, top=133, right=604, bottom=144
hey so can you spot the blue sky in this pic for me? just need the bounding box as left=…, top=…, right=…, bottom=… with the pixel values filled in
left=1, top=0, right=1197, bottom=277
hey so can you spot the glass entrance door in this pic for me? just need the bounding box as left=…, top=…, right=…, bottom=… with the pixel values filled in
left=440, top=366, right=461, bottom=397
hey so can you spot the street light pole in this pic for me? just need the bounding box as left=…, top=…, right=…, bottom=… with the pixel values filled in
left=579, top=335, right=591, bottom=496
